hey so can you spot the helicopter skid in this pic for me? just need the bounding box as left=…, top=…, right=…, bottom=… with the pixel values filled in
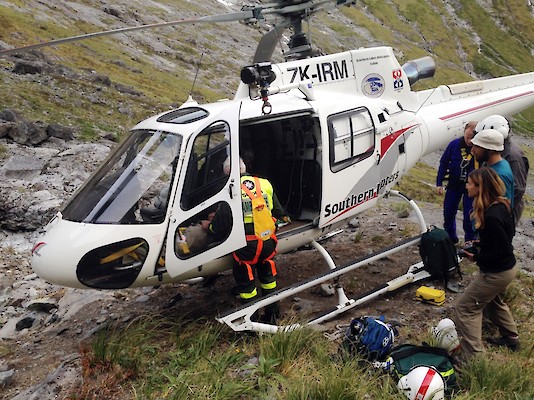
left=216, top=235, right=430, bottom=333
left=217, top=189, right=430, bottom=333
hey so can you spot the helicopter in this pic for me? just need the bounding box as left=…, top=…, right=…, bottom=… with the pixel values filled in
left=2, top=0, right=533, bottom=332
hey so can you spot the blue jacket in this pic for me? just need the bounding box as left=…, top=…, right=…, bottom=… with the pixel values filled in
left=436, top=138, right=475, bottom=190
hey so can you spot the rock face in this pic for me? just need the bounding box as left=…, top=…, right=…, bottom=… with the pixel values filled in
left=0, top=109, right=75, bottom=146
left=0, top=122, right=111, bottom=231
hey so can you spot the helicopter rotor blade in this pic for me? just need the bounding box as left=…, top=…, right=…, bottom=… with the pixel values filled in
left=253, top=21, right=291, bottom=63
left=0, top=0, right=357, bottom=61
left=0, top=10, right=257, bottom=57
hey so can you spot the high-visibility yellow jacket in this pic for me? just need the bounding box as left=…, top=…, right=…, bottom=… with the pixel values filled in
left=240, top=175, right=274, bottom=224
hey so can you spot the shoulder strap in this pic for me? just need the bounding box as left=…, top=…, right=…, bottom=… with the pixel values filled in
left=241, top=176, right=263, bottom=201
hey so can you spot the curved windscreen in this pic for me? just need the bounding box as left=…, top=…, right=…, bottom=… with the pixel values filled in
left=63, top=130, right=182, bottom=224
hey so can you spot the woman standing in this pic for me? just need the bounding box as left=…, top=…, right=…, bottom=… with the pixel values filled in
left=453, top=167, right=519, bottom=360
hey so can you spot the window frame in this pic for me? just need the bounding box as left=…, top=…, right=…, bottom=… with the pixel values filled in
left=327, top=107, right=376, bottom=173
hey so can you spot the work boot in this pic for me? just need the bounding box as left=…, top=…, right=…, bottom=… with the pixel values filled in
left=260, top=286, right=280, bottom=324
left=486, top=336, right=520, bottom=351
left=262, top=302, right=280, bottom=325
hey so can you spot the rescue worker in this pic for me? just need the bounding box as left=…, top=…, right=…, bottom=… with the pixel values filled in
left=207, top=157, right=288, bottom=323
left=436, top=121, right=477, bottom=244
left=475, top=115, right=529, bottom=225
left=470, top=129, right=515, bottom=207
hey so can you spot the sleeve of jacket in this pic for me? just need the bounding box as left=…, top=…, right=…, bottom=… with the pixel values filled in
left=508, top=148, right=527, bottom=203
left=271, top=191, right=287, bottom=220
left=208, top=202, right=233, bottom=241
left=436, top=142, right=453, bottom=186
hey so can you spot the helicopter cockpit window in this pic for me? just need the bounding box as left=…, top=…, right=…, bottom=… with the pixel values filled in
left=181, top=121, right=231, bottom=210
left=328, top=108, right=375, bottom=172
left=62, top=130, right=182, bottom=224
left=157, top=107, right=209, bottom=124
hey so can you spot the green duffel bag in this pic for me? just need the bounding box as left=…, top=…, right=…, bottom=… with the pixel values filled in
left=385, top=344, right=458, bottom=396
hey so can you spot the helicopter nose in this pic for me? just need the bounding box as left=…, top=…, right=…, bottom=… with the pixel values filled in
left=31, top=218, right=150, bottom=289
left=31, top=236, right=85, bottom=288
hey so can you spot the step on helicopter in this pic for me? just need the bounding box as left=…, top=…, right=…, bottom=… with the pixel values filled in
left=2, top=0, right=533, bottom=333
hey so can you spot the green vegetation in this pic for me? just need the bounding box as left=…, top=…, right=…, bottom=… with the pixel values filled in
left=73, top=295, right=534, bottom=399
left=393, top=162, right=441, bottom=203
left=2, top=0, right=534, bottom=138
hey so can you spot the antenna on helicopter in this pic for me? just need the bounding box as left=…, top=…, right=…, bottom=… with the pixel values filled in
left=187, top=53, right=204, bottom=103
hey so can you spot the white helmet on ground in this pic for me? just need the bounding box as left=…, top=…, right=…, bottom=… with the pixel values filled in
left=475, top=115, right=510, bottom=139
left=432, top=318, right=460, bottom=354
left=471, top=129, right=504, bottom=151
left=397, top=366, right=445, bottom=400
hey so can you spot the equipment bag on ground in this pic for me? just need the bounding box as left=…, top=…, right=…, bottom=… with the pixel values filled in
left=342, top=316, right=396, bottom=361
left=419, top=226, right=460, bottom=288
left=386, top=344, right=458, bottom=395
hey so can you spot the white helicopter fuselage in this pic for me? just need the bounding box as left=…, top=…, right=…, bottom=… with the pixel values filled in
left=31, top=46, right=534, bottom=289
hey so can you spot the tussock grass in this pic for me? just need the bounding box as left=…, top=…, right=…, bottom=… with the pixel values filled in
left=459, top=354, right=534, bottom=400
left=74, top=307, right=534, bottom=399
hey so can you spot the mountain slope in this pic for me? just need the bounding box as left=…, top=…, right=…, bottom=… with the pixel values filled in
left=0, top=0, right=533, bottom=138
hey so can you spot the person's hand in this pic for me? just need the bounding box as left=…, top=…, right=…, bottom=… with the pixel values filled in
left=461, top=249, right=475, bottom=261
left=201, top=220, right=211, bottom=231
left=436, top=186, right=444, bottom=195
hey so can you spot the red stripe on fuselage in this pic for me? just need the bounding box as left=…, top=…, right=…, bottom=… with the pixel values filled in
left=380, top=124, right=418, bottom=157
left=439, top=91, right=534, bottom=121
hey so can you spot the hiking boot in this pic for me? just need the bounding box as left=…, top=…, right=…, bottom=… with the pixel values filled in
left=486, top=336, right=520, bottom=351
left=260, top=302, right=280, bottom=325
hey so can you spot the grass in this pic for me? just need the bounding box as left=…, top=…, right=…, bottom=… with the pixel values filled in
left=73, top=299, right=534, bottom=399
left=64, top=141, right=533, bottom=399
left=393, top=162, right=441, bottom=203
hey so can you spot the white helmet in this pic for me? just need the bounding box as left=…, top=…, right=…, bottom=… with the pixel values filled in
left=475, top=115, right=510, bottom=139
left=398, top=366, right=445, bottom=400
left=471, top=129, right=504, bottom=151
left=432, top=318, right=460, bottom=354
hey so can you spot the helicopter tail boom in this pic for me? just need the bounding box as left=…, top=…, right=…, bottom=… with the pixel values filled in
left=416, top=71, right=534, bottom=155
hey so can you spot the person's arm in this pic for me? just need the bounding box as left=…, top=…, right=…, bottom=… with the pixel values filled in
left=271, top=191, right=290, bottom=222
left=508, top=153, right=527, bottom=207
left=436, top=142, right=453, bottom=189
left=206, top=202, right=233, bottom=241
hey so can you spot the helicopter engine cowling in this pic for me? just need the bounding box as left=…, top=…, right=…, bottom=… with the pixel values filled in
left=402, top=56, right=436, bottom=86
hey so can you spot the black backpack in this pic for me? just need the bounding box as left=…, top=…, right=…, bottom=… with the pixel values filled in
left=386, top=344, right=458, bottom=395
left=419, top=227, right=460, bottom=288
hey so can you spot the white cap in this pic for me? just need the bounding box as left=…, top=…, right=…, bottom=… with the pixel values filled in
left=471, top=129, right=504, bottom=151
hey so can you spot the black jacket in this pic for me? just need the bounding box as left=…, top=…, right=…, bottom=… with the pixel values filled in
left=476, top=202, right=515, bottom=273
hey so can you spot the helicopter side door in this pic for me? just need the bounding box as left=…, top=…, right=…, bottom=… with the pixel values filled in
left=164, top=102, right=246, bottom=279
left=319, top=106, right=380, bottom=228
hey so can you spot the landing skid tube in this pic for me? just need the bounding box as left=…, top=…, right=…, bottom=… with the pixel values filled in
left=216, top=190, right=430, bottom=334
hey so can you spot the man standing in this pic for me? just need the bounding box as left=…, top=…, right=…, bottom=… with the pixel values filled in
left=207, top=158, right=287, bottom=323
left=436, top=122, right=477, bottom=244
left=475, top=115, right=529, bottom=225
left=470, top=129, right=514, bottom=207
